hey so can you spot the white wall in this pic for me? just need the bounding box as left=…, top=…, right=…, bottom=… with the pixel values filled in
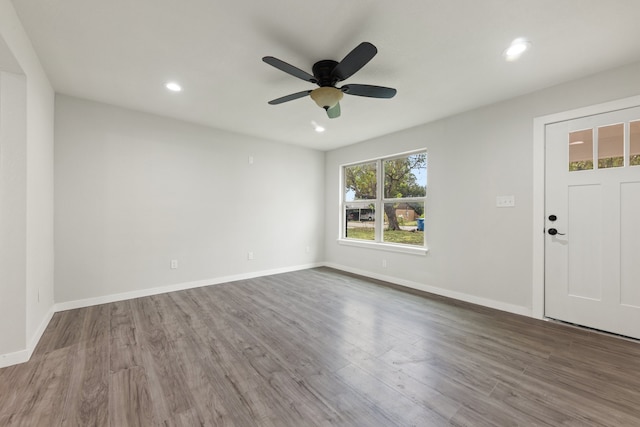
left=55, top=95, right=324, bottom=304
left=0, top=0, right=55, bottom=365
left=325, top=61, right=640, bottom=315
left=0, top=71, right=27, bottom=354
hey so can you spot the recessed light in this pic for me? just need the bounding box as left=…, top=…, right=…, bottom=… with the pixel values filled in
left=165, top=82, right=182, bottom=92
left=504, top=38, right=531, bottom=62
left=311, top=121, right=325, bottom=133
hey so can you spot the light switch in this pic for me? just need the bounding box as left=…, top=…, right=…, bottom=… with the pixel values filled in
left=496, top=195, right=515, bottom=208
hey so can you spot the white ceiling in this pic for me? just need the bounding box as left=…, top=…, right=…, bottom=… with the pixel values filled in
left=10, top=0, right=640, bottom=150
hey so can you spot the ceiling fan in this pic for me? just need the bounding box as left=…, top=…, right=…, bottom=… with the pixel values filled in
left=263, top=42, right=397, bottom=119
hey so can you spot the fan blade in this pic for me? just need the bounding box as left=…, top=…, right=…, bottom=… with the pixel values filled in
left=331, top=42, right=378, bottom=81
left=341, top=84, right=397, bottom=99
left=263, top=56, right=317, bottom=83
left=326, top=103, right=341, bottom=119
left=268, top=90, right=312, bottom=105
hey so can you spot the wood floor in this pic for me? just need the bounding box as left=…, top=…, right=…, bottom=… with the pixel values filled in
left=1, top=268, right=640, bottom=426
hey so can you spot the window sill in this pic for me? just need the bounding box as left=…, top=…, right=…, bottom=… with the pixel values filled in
left=337, top=238, right=428, bottom=255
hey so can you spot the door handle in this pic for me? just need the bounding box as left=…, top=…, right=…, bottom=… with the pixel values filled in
left=548, top=228, right=565, bottom=236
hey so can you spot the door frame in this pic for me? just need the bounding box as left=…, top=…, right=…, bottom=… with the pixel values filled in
left=532, top=94, right=640, bottom=319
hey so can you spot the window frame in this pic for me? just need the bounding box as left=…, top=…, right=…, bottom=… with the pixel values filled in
left=339, top=149, right=428, bottom=255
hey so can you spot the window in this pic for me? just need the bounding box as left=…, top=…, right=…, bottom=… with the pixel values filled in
left=569, top=119, right=640, bottom=171
left=342, top=151, right=427, bottom=251
left=631, top=120, right=640, bottom=166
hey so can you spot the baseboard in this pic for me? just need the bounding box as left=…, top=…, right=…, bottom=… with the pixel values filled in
left=27, top=305, right=56, bottom=357
left=0, top=305, right=55, bottom=369
left=323, top=262, right=532, bottom=318
left=0, top=348, right=30, bottom=369
left=55, top=262, right=324, bottom=312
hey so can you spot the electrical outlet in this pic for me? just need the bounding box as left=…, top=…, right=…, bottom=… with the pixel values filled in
left=248, top=251, right=254, bottom=260
left=171, top=259, right=178, bottom=269
left=306, top=246, right=311, bottom=253
left=382, top=259, right=387, bottom=268
left=248, top=156, right=254, bottom=165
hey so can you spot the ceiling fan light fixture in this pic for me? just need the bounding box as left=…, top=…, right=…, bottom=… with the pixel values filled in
left=310, top=87, right=343, bottom=110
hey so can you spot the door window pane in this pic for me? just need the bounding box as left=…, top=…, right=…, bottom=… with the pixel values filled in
left=569, top=129, right=593, bottom=171
left=597, top=123, right=624, bottom=169
left=631, top=120, right=640, bottom=166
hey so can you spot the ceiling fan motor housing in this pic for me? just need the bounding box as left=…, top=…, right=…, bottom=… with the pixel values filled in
left=312, top=60, right=340, bottom=87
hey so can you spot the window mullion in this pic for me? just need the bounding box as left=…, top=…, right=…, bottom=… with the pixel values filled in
left=383, top=197, right=425, bottom=203
left=376, top=159, right=383, bottom=242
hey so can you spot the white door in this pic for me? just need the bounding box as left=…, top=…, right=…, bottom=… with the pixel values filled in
left=545, top=106, right=640, bottom=339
